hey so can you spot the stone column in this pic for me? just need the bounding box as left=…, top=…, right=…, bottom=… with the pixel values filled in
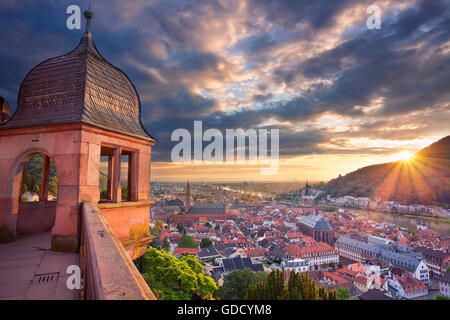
left=112, top=147, right=122, bottom=203
left=128, top=151, right=138, bottom=201
left=106, top=155, right=113, bottom=200
left=40, top=154, right=50, bottom=201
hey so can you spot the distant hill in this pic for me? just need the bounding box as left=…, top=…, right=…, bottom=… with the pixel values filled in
left=319, top=136, right=450, bottom=208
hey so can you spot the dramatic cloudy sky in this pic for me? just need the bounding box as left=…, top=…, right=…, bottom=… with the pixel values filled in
left=1, top=0, right=449, bottom=181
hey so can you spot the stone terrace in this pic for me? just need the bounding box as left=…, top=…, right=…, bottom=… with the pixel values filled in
left=0, top=232, right=79, bottom=300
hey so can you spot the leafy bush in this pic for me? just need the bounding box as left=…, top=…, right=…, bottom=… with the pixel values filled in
left=178, top=234, right=199, bottom=248
left=139, top=247, right=217, bottom=300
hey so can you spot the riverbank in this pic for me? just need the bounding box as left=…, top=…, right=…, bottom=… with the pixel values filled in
left=403, top=214, right=450, bottom=224
left=337, top=206, right=450, bottom=223
left=336, top=207, right=450, bottom=236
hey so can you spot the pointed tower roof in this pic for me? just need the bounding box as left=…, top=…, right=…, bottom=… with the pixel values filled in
left=0, top=8, right=154, bottom=141
left=304, top=180, right=311, bottom=196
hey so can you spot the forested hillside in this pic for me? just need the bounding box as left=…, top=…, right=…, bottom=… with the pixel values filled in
left=319, top=136, right=450, bottom=208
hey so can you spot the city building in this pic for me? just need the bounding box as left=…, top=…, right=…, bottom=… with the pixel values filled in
left=438, top=272, right=450, bottom=297
left=335, top=234, right=429, bottom=284
left=386, top=273, right=428, bottom=300
left=413, top=246, right=450, bottom=279
left=283, top=243, right=339, bottom=268
left=172, top=247, right=200, bottom=258
left=198, top=247, right=221, bottom=261
left=297, top=213, right=334, bottom=244
left=281, top=258, right=310, bottom=273
left=151, top=206, right=180, bottom=222
left=358, top=289, right=394, bottom=300
left=219, top=256, right=264, bottom=276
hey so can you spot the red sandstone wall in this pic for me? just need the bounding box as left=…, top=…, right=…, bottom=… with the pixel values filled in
left=0, top=123, right=154, bottom=251
left=16, top=201, right=57, bottom=234
left=0, top=124, right=82, bottom=249
left=100, top=205, right=150, bottom=241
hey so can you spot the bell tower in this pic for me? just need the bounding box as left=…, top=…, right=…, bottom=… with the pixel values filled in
left=185, top=181, right=191, bottom=213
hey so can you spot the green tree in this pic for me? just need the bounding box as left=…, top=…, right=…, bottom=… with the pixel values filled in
left=204, top=222, right=212, bottom=229
left=328, top=289, right=338, bottom=300
left=140, top=247, right=217, bottom=300
left=121, top=184, right=128, bottom=201
left=435, top=294, right=450, bottom=300
left=264, top=269, right=286, bottom=299
left=246, top=270, right=328, bottom=300
left=153, top=220, right=164, bottom=233
left=178, top=234, right=199, bottom=248
left=219, top=269, right=266, bottom=300
left=48, top=179, right=58, bottom=197
left=318, top=286, right=328, bottom=300
left=336, top=287, right=351, bottom=300
left=200, top=238, right=213, bottom=248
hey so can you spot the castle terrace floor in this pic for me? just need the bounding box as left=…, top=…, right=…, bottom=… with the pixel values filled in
left=0, top=232, right=80, bottom=300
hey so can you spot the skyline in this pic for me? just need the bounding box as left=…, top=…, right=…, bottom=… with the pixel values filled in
left=1, top=1, right=449, bottom=304
left=1, top=0, right=449, bottom=181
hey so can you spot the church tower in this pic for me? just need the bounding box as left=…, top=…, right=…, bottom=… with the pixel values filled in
left=303, top=180, right=314, bottom=207
left=185, top=181, right=191, bottom=213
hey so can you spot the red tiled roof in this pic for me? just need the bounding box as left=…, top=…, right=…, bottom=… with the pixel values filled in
left=394, top=274, right=427, bottom=292
left=173, top=247, right=200, bottom=257
left=283, top=242, right=337, bottom=259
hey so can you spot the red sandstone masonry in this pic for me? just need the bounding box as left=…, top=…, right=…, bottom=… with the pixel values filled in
left=80, top=202, right=155, bottom=300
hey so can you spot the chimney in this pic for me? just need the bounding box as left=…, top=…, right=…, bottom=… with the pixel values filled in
left=0, top=97, right=11, bottom=124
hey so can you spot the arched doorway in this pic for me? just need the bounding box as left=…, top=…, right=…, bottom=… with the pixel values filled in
left=5, top=149, right=59, bottom=238
left=17, top=152, right=58, bottom=234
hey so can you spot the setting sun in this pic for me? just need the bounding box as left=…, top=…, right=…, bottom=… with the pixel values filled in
left=392, top=150, right=414, bottom=162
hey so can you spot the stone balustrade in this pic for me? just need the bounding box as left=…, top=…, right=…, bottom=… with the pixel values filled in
left=80, top=202, right=156, bottom=300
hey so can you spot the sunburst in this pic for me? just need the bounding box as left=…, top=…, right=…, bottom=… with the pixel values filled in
left=391, top=150, right=414, bottom=162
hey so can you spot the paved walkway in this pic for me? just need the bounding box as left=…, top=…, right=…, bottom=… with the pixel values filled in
left=0, top=232, right=80, bottom=300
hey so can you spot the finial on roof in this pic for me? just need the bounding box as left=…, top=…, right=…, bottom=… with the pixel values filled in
left=84, top=5, right=95, bottom=34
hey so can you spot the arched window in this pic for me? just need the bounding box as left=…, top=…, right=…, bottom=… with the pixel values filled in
left=21, top=153, right=57, bottom=202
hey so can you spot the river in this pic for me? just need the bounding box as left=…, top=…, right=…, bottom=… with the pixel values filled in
left=220, top=186, right=450, bottom=236
left=346, top=208, right=450, bottom=236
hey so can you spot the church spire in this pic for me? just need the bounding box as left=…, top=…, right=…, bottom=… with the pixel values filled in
left=185, top=181, right=191, bottom=213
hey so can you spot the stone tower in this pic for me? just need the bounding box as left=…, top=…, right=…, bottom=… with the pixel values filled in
left=303, top=181, right=314, bottom=207
left=0, top=8, right=156, bottom=256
